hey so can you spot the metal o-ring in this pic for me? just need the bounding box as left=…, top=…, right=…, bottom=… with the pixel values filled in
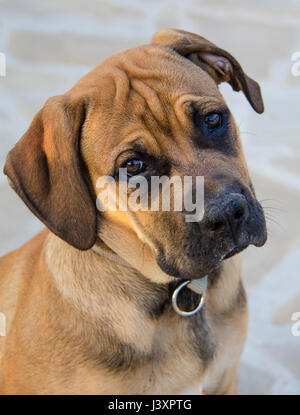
left=172, top=280, right=205, bottom=317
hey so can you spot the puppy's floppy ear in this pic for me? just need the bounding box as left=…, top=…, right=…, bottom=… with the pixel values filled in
left=152, top=28, right=264, bottom=113
left=4, top=95, right=97, bottom=250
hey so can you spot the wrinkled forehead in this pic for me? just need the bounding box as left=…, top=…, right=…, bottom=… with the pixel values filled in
left=110, top=45, right=223, bottom=109
left=77, top=45, right=224, bottom=117
left=78, top=45, right=227, bottom=164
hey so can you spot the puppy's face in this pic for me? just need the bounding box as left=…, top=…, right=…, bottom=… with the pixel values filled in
left=4, top=29, right=267, bottom=281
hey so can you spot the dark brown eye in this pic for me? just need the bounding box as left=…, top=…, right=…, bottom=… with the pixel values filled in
left=204, top=112, right=221, bottom=129
left=124, top=159, right=146, bottom=176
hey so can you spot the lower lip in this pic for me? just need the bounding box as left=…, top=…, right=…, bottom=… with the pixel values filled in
left=223, top=244, right=248, bottom=259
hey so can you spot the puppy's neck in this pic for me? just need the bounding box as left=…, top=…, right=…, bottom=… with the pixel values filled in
left=45, top=231, right=242, bottom=322
left=45, top=232, right=169, bottom=321
left=92, top=238, right=134, bottom=268
left=43, top=232, right=174, bottom=369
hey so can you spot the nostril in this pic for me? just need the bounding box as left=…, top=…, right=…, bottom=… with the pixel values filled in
left=233, top=207, right=245, bottom=221
left=204, top=194, right=248, bottom=233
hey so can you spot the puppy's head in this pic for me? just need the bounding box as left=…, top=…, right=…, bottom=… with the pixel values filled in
left=4, top=29, right=267, bottom=281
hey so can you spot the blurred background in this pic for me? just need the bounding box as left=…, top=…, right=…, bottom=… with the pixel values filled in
left=0, top=0, right=300, bottom=394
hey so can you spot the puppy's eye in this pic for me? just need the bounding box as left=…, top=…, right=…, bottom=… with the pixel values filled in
left=123, top=159, right=146, bottom=176
left=204, top=112, right=222, bottom=129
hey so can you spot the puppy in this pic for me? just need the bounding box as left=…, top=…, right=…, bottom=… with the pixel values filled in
left=0, top=29, right=266, bottom=394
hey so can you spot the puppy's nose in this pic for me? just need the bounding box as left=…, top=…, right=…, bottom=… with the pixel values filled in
left=204, top=193, right=249, bottom=244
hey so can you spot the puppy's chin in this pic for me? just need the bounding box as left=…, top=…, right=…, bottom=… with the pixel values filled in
left=156, top=254, right=220, bottom=280
left=156, top=241, right=254, bottom=280
left=223, top=243, right=249, bottom=260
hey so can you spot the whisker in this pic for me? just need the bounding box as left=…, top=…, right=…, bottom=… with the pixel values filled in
left=240, top=131, right=257, bottom=136
left=264, top=215, right=284, bottom=231
left=259, top=198, right=283, bottom=205
left=262, top=206, right=285, bottom=213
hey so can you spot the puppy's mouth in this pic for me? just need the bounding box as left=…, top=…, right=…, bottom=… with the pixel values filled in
left=157, top=241, right=251, bottom=280
left=156, top=221, right=267, bottom=280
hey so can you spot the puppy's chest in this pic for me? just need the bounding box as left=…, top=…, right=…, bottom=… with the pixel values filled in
left=108, top=307, right=216, bottom=392
left=125, top=309, right=216, bottom=394
left=153, top=289, right=217, bottom=364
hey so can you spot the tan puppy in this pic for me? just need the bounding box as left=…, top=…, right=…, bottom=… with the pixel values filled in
left=0, top=29, right=266, bottom=395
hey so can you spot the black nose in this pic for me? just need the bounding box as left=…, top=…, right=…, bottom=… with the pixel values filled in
left=204, top=193, right=249, bottom=244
